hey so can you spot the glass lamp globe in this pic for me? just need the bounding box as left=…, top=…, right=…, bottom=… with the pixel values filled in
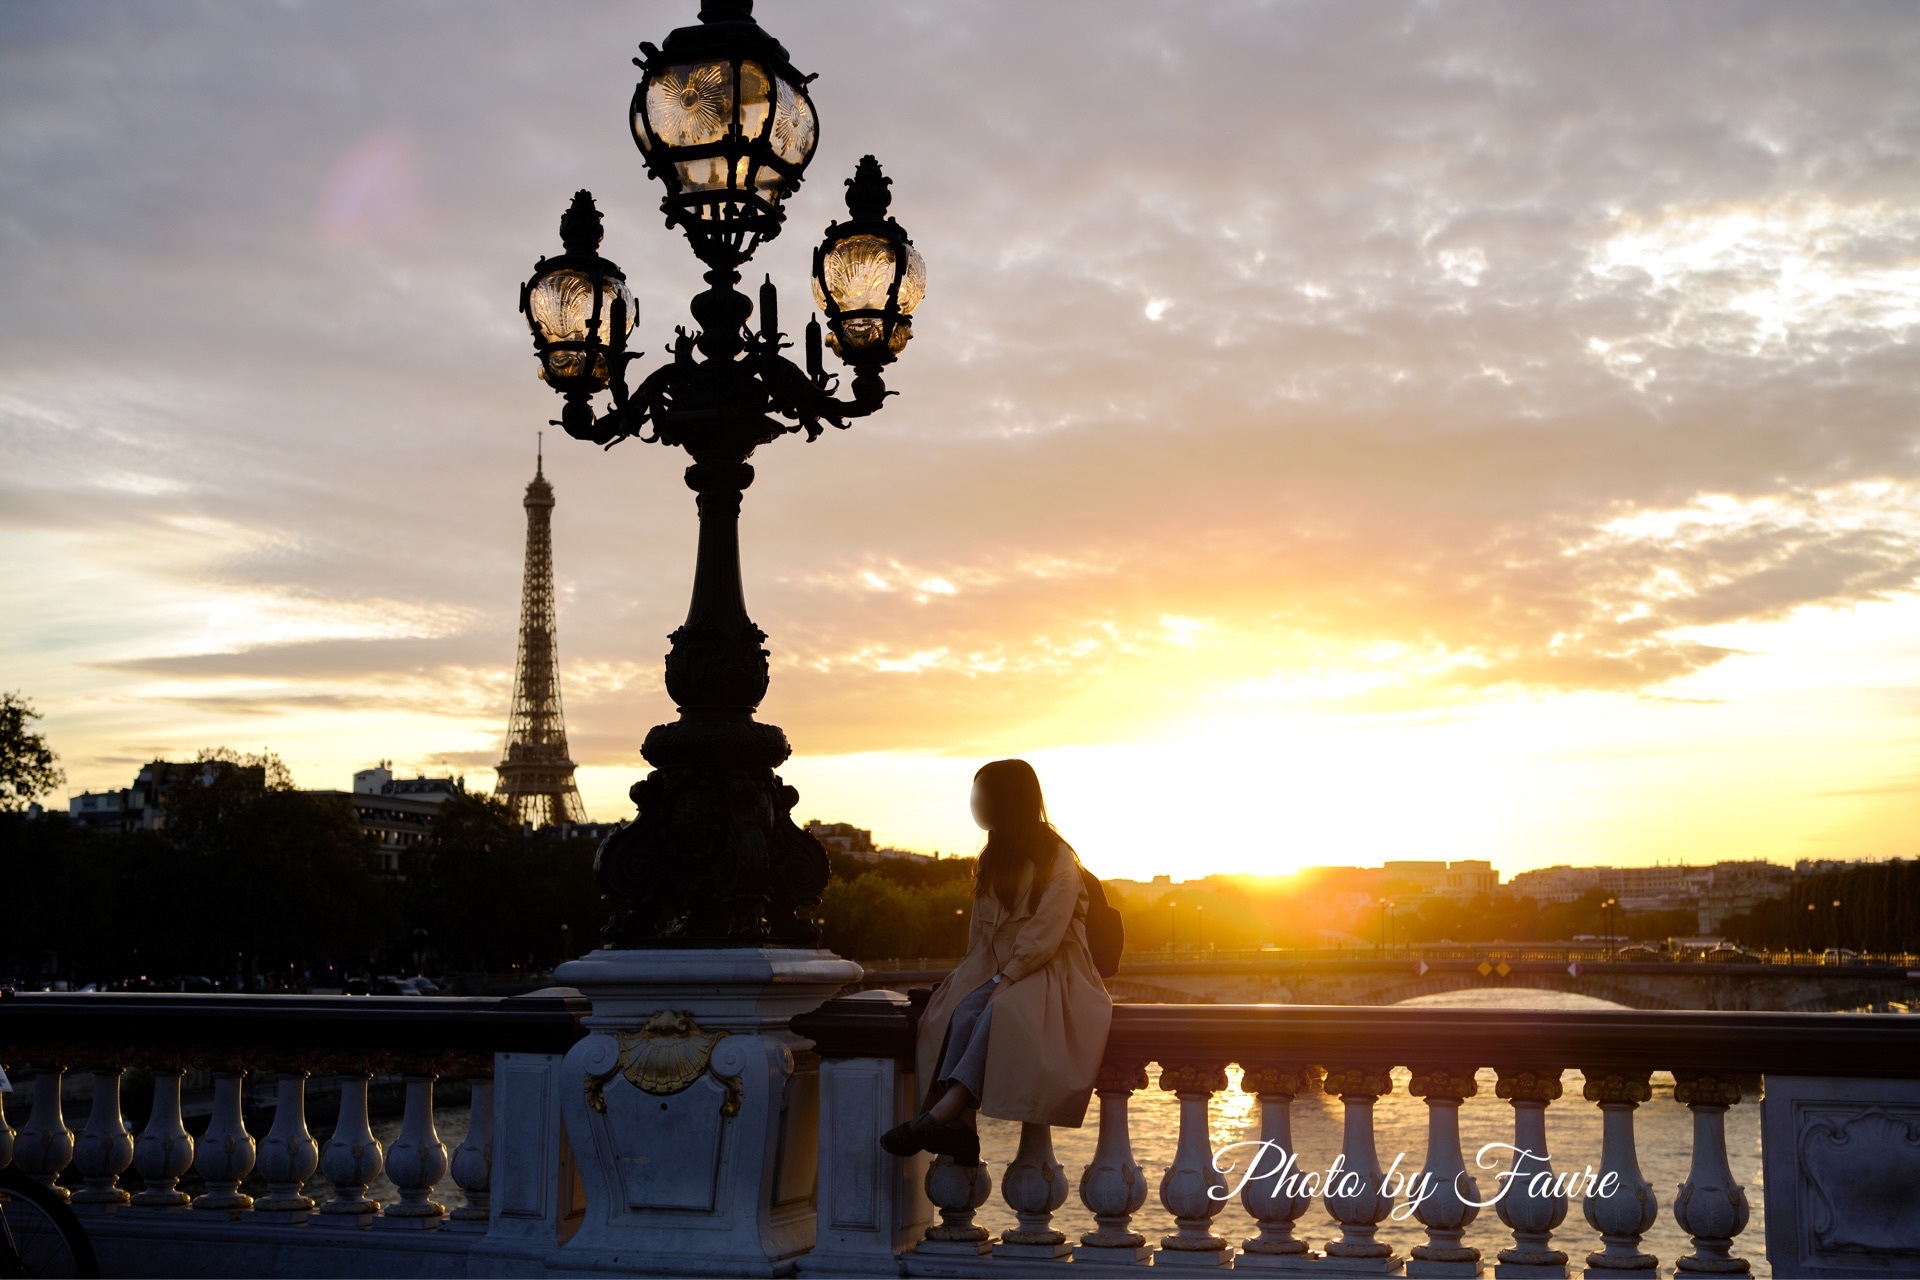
left=521, top=191, right=635, bottom=395
left=630, top=0, right=819, bottom=267
left=811, top=156, right=924, bottom=365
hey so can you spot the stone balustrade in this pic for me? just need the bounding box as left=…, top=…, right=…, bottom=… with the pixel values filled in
left=792, top=995, right=1920, bottom=1279
left=2, top=985, right=1917, bottom=1278
left=0, top=989, right=585, bottom=1277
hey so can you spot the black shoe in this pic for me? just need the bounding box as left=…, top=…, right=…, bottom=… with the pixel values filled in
left=920, top=1117, right=981, bottom=1167
left=880, top=1113, right=935, bottom=1157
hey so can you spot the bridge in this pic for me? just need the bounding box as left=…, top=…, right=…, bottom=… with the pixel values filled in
left=855, top=949, right=1920, bottom=1012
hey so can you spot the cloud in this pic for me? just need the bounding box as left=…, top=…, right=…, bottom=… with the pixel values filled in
left=90, top=636, right=501, bottom=681
left=5, top=0, right=1920, bottom=798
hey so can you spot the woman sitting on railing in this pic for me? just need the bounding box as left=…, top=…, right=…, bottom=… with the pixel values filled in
left=881, top=758, right=1114, bottom=1165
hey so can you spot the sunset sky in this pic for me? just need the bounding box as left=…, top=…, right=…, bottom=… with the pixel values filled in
left=5, top=2, right=1920, bottom=882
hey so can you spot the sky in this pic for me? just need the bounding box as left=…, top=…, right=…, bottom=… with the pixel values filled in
left=4, top=1, right=1920, bottom=882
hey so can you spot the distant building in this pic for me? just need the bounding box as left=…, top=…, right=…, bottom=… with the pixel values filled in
left=1382, top=859, right=1499, bottom=900
left=67, top=758, right=265, bottom=833
left=1507, top=859, right=1795, bottom=927
left=805, top=820, right=942, bottom=868
left=1508, top=863, right=1703, bottom=909
left=1697, top=860, right=1795, bottom=932
left=66, top=755, right=615, bottom=875
left=311, top=763, right=466, bottom=876
left=1794, top=858, right=1853, bottom=877
left=535, top=820, right=624, bottom=843
left=806, top=821, right=875, bottom=855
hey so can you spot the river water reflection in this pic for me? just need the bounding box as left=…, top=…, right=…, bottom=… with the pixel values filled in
left=972, top=989, right=1767, bottom=1275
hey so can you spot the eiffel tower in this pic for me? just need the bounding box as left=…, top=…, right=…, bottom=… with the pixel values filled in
left=495, top=439, right=589, bottom=826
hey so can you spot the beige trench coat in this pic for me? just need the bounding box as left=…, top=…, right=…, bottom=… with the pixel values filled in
left=913, top=839, right=1114, bottom=1127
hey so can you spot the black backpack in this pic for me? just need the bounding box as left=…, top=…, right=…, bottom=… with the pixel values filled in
left=1079, top=866, right=1124, bottom=979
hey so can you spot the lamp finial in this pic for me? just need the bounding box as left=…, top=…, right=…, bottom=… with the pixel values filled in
left=559, top=190, right=604, bottom=255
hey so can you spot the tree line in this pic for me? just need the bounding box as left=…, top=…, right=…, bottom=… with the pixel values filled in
left=0, top=752, right=610, bottom=986
left=1718, top=859, right=1920, bottom=954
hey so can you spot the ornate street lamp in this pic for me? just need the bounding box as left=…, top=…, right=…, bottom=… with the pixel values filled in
left=519, top=0, right=927, bottom=949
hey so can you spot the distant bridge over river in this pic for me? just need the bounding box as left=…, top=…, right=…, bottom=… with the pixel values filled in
left=854, top=949, right=1920, bottom=1012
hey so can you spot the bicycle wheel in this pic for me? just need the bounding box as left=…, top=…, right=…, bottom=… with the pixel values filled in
left=0, top=1169, right=98, bottom=1280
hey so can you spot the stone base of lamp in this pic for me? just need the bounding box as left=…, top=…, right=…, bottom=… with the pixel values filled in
left=547, top=946, right=861, bottom=1279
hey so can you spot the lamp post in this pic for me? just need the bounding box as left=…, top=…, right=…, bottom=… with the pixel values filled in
left=535, top=10, right=919, bottom=1269
left=520, top=0, right=927, bottom=949
left=1601, top=896, right=1618, bottom=961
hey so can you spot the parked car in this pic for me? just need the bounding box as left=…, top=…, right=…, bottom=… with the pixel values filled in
left=1821, top=948, right=1865, bottom=966
left=1704, top=943, right=1763, bottom=964
left=1615, top=944, right=1665, bottom=962
left=405, top=975, right=441, bottom=995
left=341, top=976, right=373, bottom=995
left=372, top=974, right=420, bottom=995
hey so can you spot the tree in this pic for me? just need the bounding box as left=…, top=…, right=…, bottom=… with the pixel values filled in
left=192, top=746, right=295, bottom=790
left=405, top=792, right=604, bottom=973
left=0, top=692, right=65, bottom=812
left=163, top=750, right=397, bottom=976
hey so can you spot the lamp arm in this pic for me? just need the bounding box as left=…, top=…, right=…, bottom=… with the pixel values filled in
left=569, top=353, right=672, bottom=450
left=760, top=348, right=891, bottom=441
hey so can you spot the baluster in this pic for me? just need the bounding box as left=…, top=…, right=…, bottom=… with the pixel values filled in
left=1580, top=1070, right=1657, bottom=1279
left=913, top=1150, right=994, bottom=1259
left=15, top=1064, right=75, bottom=1197
left=255, top=1054, right=320, bottom=1222
left=1492, top=1069, right=1568, bottom=1279
left=994, top=1121, right=1070, bottom=1259
left=1319, top=1066, right=1402, bottom=1273
left=1075, top=1058, right=1153, bottom=1264
left=1408, top=1068, right=1481, bottom=1278
left=1155, top=1059, right=1234, bottom=1268
left=131, top=1057, right=194, bottom=1207
left=70, top=1060, right=134, bottom=1208
left=191, top=1057, right=256, bottom=1215
left=1234, top=1063, right=1322, bottom=1269
left=319, top=1060, right=385, bottom=1222
left=448, top=1059, right=494, bottom=1228
left=377, top=1058, right=449, bottom=1227
left=1671, top=1072, right=1752, bottom=1275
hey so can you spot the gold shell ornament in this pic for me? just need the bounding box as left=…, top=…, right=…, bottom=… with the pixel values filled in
left=584, top=1009, right=739, bottom=1115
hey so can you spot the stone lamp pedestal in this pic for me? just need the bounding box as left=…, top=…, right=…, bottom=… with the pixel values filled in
left=548, top=947, right=862, bottom=1278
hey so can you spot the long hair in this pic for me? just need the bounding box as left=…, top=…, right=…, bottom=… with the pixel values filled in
left=972, top=758, right=1072, bottom=914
